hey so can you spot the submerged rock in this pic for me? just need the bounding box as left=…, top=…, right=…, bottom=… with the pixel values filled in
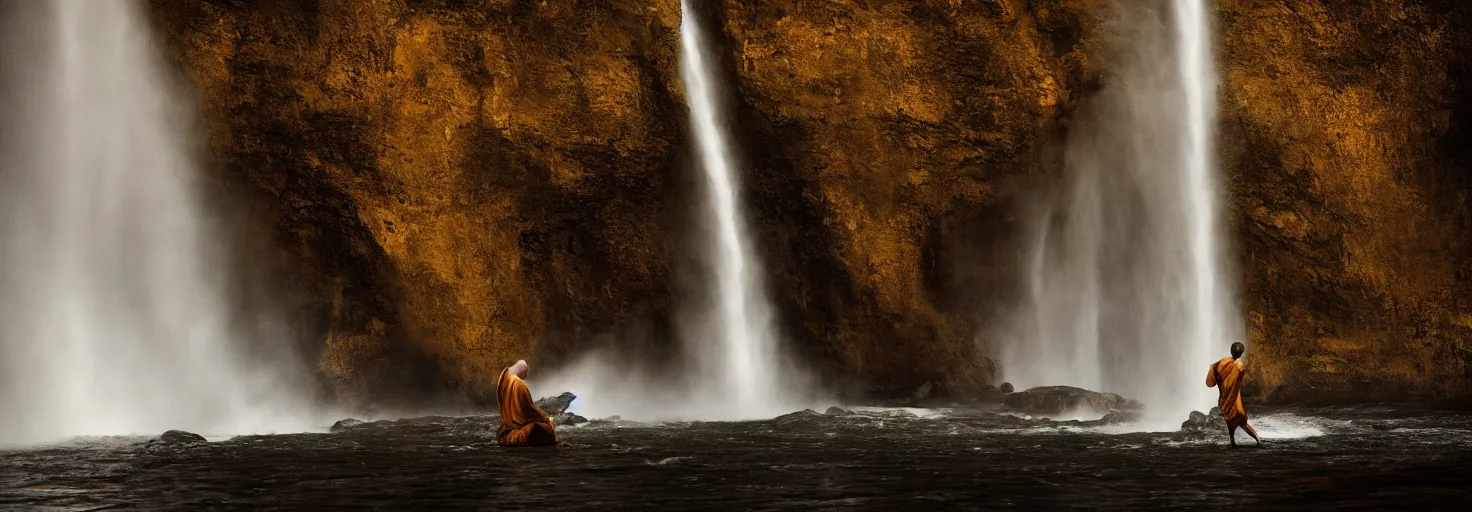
left=330, top=418, right=365, bottom=433
left=1003, top=386, right=1140, bottom=416
left=534, top=392, right=577, bottom=416
left=152, top=430, right=206, bottom=446
left=825, top=406, right=856, bottom=416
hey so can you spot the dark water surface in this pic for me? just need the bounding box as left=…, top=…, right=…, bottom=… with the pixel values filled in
left=2, top=405, right=1470, bottom=510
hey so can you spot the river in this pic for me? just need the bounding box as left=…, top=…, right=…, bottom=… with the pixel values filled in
left=2, top=405, right=1469, bottom=510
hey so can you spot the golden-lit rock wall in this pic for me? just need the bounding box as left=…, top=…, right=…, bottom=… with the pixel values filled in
left=715, top=0, right=1105, bottom=395
left=151, top=0, right=689, bottom=406
left=149, top=0, right=1472, bottom=405
left=1220, top=0, right=1472, bottom=401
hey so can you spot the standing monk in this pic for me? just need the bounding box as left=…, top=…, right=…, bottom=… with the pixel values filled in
left=1206, top=342, right=1262, bottom=447
left=496, top=360, right=558, bottom=447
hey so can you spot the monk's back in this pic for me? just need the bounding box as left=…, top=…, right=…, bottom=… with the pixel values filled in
left=495, top=367, right=556, bottom=446
left=1207, top=356, right=1248, bottom=424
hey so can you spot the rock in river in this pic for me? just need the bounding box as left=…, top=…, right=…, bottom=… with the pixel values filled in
left=534, top=392, right=577, bottom=416
left=151, top=430, right=206, bottom=446
left=1003, top=386, right=1140, bottom=416
left=1180, top=408, right=1224, bottom=433
left=553, top=412, right=588, bottom=427
left=330, top=418, right=365, bottom=433
left=774, top=409, right=823, bottom=423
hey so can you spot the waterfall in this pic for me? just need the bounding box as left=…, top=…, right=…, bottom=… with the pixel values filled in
left=1174, top=0, right=1226, bottom=423
left=996, top=0, right=1231, bottom=427
left=676, top=0, right=788, bottom=418
left=0, top=0, right=314, bottom=444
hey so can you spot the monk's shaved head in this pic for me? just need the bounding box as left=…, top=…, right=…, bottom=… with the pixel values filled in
left=1230, top=342, right=1245, bottom=359
left=510, top=360, right=529, bottom=379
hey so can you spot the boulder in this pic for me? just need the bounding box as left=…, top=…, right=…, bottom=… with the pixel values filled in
left=971, top=385, right=1008, bottom=405
left=553, top=412, right=588, bottom=426
left=534, top=392, right=577, bottom=416
left=1180, top=407, right=1224, bottom=432
left=774, top=409, right=822, bottom=422
left=999, top=382, right=1015, bottom=393
left=152, top=430, right=206, bottom=445
left=1002, top=386, right=1140, bottom=416
left=330, top=418, right=365, bottom=433
left=825, top=406, right=856, bottom=416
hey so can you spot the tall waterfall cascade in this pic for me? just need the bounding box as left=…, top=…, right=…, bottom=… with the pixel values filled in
left=675, top=0, right=792, bottom=418
left=995, top=0, right=1233, bottom=427
left=0, top=0, right=314, bottom=444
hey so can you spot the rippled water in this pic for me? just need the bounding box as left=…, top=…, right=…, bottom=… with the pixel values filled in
left=2, top=405, right=1470, bottom=510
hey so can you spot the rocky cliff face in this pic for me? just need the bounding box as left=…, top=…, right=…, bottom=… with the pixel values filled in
left=151, top=0, right=689, bottom=407
left=148, top=0, right=1472, bottom=407
left=1220, top=0, right=1472, bottom=401
left=714, top=0, right=1104, bottom=396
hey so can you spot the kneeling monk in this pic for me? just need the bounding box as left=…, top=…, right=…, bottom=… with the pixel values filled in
left=496, top=360, right=557, bottom=447
left=1206, top=342, right=1262, bottom=447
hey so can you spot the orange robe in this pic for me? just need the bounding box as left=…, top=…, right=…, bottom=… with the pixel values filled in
left=496, top=368, right=557, bottom=447
left=1205, top=357, right=1249, bottom=428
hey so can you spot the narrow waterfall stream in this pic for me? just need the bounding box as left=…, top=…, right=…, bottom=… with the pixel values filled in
left=676, top=0, right=789, bottom=418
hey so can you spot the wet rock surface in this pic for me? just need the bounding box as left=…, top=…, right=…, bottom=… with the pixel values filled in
left=553, top=413, right=588, bottom=427
left=1002, top=386, right=1141, bottom=416
left=970, top=385, right=1009, bottom=405
left=149, top=430, right=206, bottom=446
left=1181, top=408, right=1226, bottom=433
left=774, top=409, right=823, bottom=423
left=329, top=419, right=365, bottom=433
left=534, top=392, right=577, bottom=416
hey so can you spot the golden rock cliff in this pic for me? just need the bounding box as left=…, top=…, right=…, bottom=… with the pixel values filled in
left=152, top=0, right=689, bottom=406
left=1220, top=0, right=1472, bottom=401
left=149, top=0, right=1472, bottom=406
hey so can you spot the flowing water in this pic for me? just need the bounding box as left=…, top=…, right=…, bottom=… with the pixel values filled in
left=0, top=0, right=315, bottom=444
left=540, top=0, right=802, bottom=421
left=671, top=0, right=790, bottom=418
left=996, top=0, right=1229, bottom=427
left=2, top=405, right=1469, bottom=510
